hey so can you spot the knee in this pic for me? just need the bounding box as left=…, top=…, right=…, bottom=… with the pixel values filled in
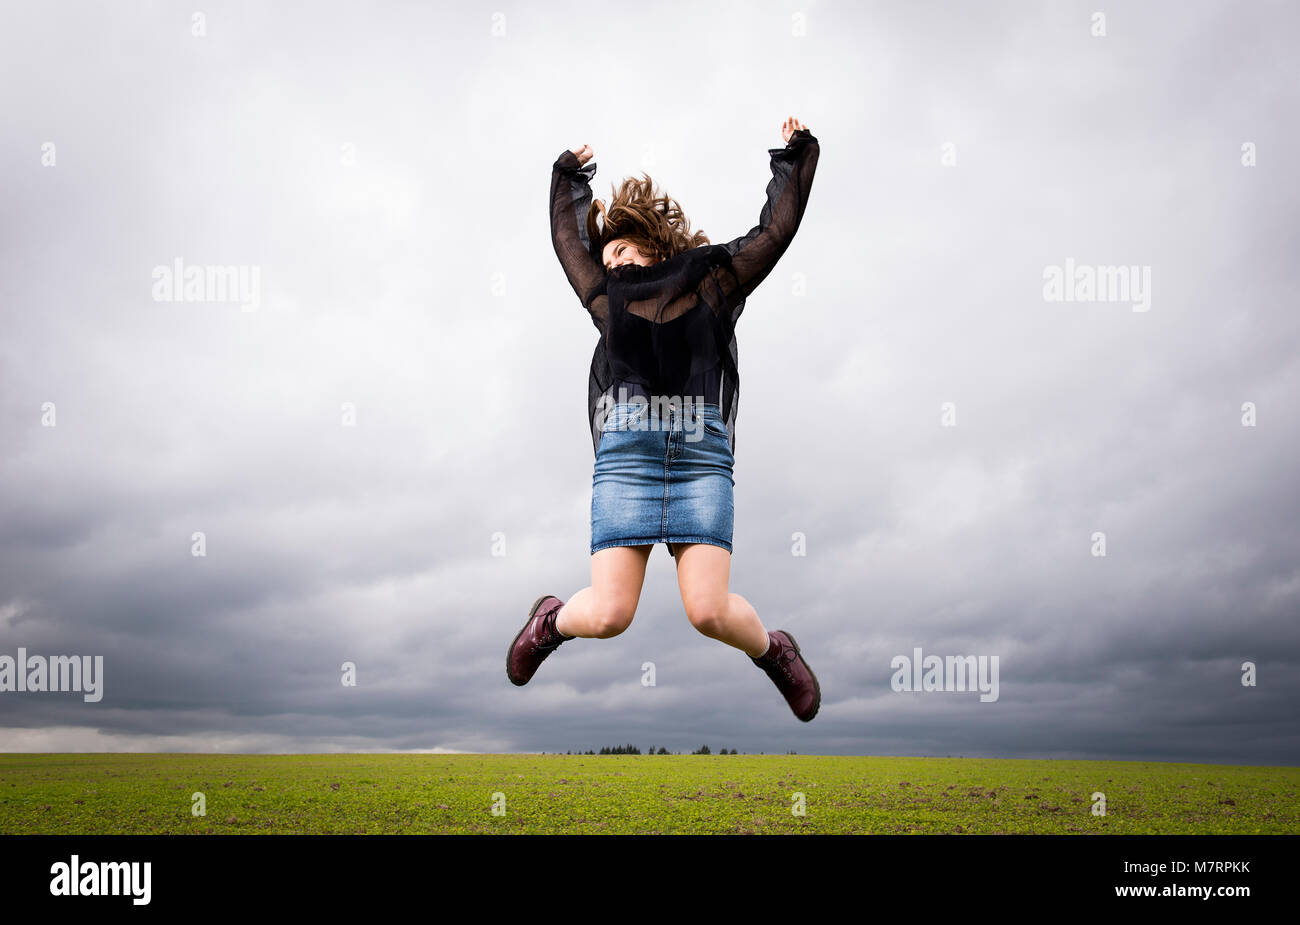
left=684, top=596, right=729, bottom=637
left=591, top=598, right=636, bottom=638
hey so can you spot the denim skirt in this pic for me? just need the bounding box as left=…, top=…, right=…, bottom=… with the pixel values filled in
left=590, top=400, right=735, bottom=556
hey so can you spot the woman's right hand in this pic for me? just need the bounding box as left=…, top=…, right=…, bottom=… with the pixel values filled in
left=781, top=117, right=808, bottom=144
left=570, top=144, right=594, bottom=166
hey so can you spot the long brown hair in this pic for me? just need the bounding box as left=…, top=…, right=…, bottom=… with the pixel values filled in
left=586, top=173, right=709, bottom=264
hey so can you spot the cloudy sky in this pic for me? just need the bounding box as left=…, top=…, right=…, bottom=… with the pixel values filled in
left=1, top=0, right=1297, bottom=764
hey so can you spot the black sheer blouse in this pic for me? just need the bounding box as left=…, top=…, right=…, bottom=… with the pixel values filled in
left=549, top=128, right=820, bottom=456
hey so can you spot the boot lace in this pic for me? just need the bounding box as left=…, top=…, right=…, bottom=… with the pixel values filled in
left=535, top=606, right=567, bottom=653
left=760, top=640, right=799, bottom=684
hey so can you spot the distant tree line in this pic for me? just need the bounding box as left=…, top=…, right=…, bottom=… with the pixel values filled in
left=544, top=745, right=756, bottom=755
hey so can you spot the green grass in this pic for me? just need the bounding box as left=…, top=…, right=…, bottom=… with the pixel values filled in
left=0, top=753, right=1295, bottom=834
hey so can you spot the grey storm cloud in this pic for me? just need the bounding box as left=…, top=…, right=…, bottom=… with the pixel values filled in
left=1, top=0, right=1298, bottom=763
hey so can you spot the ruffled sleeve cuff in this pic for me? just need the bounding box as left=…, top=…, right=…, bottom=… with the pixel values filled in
left=768, top=127, right=819, bottom=158
left=555, top=149, right=597, bottom=181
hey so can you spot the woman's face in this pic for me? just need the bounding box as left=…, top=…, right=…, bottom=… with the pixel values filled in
left=602, top=238, right=656, bottom=270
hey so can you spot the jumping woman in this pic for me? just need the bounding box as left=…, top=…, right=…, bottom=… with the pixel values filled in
left=507, top=117, right=822, bottom=721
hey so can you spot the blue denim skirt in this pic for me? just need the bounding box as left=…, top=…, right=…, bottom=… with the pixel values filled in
left=591, top=400, right=735, bottom=556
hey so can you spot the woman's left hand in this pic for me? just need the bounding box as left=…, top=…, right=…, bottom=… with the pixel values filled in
left=781, top=116, right=808, bottom=144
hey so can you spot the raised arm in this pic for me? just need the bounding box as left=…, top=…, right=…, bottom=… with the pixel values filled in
left=714, top=120, right=820, bottom=309
left=550, top=146, right=608, bottom=314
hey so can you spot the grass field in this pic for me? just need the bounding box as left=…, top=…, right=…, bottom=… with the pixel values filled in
left=1, top=753, right=1295, bottom=835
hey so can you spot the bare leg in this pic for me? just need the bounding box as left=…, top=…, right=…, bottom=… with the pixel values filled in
left=554, top=545, right=652, bottom=639
left=671, top=542, right=770, bottom=657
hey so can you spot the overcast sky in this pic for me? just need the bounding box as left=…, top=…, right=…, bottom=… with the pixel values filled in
left=1, top=0, right=1297, bottom=764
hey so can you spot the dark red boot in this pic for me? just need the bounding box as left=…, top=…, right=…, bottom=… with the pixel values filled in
left=507, top=595, right=572, bottom=686
left=751, top=630, right=821, bottom=721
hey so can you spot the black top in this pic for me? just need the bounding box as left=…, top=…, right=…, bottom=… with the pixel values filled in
left=549, top=128, right=820, bottom=456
